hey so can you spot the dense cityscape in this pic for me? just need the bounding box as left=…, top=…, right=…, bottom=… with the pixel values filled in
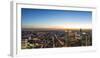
left=21, top=28, right=92, bottom=49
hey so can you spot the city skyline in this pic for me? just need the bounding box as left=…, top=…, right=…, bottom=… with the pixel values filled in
left=21, top=8, right=92, bottom=29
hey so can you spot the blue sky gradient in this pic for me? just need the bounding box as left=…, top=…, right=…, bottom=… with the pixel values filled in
left=21, top=8, right=92, bottom=28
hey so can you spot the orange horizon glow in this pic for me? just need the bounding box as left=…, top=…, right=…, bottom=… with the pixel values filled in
left=22, top=23, right=92, bottom=30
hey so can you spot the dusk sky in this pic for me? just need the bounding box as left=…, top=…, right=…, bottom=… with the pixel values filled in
left=21, top=8, right=92, bottom=29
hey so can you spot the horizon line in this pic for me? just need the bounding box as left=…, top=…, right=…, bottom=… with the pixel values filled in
left=22, top=27, right=92, bottom=30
